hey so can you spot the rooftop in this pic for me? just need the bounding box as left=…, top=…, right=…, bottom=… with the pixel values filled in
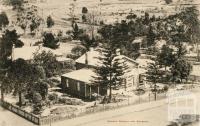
left=62, top=68, right=97, bottom=84
left=76, top=49, right=138, bottom=67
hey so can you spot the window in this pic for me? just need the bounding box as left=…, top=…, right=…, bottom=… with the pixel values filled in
left=77, top=82, right=80, bottom=91
left=66, top=79, right=69, bottom=87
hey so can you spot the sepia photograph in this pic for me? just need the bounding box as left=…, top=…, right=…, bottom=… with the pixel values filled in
left=0, top=0, right=200, bottom=126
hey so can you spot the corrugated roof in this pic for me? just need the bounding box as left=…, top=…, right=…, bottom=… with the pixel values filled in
left=62, top=68, right=97, bottom=84
left=76, top=49, right=138, bottom=67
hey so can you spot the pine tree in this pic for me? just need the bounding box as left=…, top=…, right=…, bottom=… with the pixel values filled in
left=157, top=45, right=175, bottom=70
left=146, top=60, right=163, bottom=101
left=92, top=43, right=128, bottom=101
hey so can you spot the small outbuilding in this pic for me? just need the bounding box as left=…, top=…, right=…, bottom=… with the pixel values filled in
left=61, top=68, right=107, bottom=99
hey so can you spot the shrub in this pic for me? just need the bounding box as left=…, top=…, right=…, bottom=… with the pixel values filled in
left=82, top=7, right=88, bottom=14
left=58, top=97, right=85, bottom=105
left=15, top=40, right=24, bottom=48
left=47, top=16, right=54, bottom=28
left=43, top=32, right=59, bottom=49
left=48, top=93, right=58, bottom=103
left=164, top=0, right=173, bottom=4
left=163, top=85, right=169, bottom=92
left=33, top=92, right=42, bottom=104
left=66, top=54, right=80, bottom=60
left=82, top=15, right=87, bottom=22
left=0, top=11, right=9, bottom=29
left=33, top=103, right=43, bottom=115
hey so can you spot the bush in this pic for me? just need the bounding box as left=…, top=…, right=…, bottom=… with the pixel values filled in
left=164, top=0, right=173, bottom=4
left=66, top=54, right=80, bottom=60
left=82, top=7, right=88, bottom=14
left=33, top=93, right=42, bottom=104
left=163, top=85, right=169, bottom=92
left=48, top=93, right=58, bottom=103
left=0, top=11, right=9, bottom=29
left=43, top=32, right=59, bottom=49
left=71, top=45, right=86, bottom=57
left=58, top=97, right=85, bottom=105
left=15, top=40, right=24, bottom=48
left=33, top=103, right=43, bottom=115
left=47, top=16, right=54, bottom=28
left=33, top=41, right=43, bottom=46
left=82, top=15, right=87, bottom=22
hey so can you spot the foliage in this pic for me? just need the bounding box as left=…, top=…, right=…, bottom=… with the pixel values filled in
left=33, top=50, right=61, bottom=77
left=126, top=14, right=137, bottom=20
left=58, top=97, right=84, bottom=105
left=16, top=5, right=43, bottom=35
left=175, top=42, right=187, bottom=59
left=157, top=45, right=175, bottom=69
left=146, top=60, right=164, bottom=100
left=82, top=15, right=87, bottom=22
left=33, top=92, right=42, bottom=104
left=71, top=22, right=83, bottom=40
left=92, top=43, right=128, bottom=100
left=146, top=24, right=156, bottom=46
left=30, top=19, right=40, bottom=34
left=0, top=12, right=9, bottom=29
left=82, top=7, right=88, bottom=14
left=79, top=34, right=97, bottom=50
left=164, top=0, right=173, bottom=4
left=9, top=0, right=24, bottom=9
left=66, top=53, right=80, bottom=60
left=79, top=34, right=97, bottom=64
left=32, top=80, right=48, bottom=100
left=48, top=93, right=58, bottom=104
left=171, top=58, right=192, bottom=83
left=15, top=40, right=24, bottom=48
left=71, top=45, right=86, bottom=57
left=0, top=29, right=23, bottom=59
left=43, top=32, right=59, bottom=49
left=9, top=59, right=43, bottom=107
left=46, top=15, right=54, bottom=28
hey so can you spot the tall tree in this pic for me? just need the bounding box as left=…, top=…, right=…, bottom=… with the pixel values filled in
left=157, top=45, right=175, bottom=70
left=72, top=22, right=81, bottom=40
left=146, top=60, right=163, bottom=101
left=33, top=50, right=61, bottom=77
left=1, top=29, right=23, bottom=60
left=147, top=24, right=156, bottom=46
left=171, top=58, right=192, bottom=83
left=9, top=58, right=40, bottom=107
left=0, top=12, right=9, bottom=30
left=93, top=43, right=127, bottom=101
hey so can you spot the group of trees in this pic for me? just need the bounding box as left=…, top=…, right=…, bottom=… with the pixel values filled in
left=91, top=6, right=199, bottom=101
left=16, top=5, right=43, bottom=36
left=0, top=28, right=62, bottom=112
left=147, top=44, right=192, bottom=100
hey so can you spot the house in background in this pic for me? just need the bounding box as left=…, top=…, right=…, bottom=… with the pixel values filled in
left=61, top=48, right=146, bottom=99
